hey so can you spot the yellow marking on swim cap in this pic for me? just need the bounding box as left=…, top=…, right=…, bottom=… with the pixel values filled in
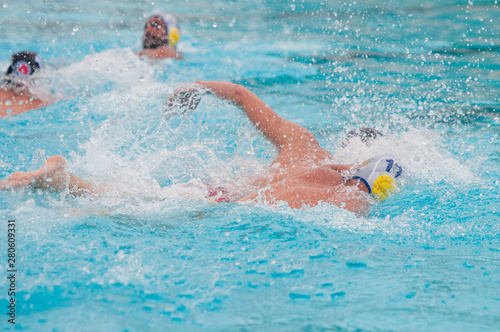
left=169, top=28, right=180, bottom=47
left=360, top=160, right=371, bottom=167
left=372, top=174, right=396, bottom=201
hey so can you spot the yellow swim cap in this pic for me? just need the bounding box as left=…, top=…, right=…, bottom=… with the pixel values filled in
left=372, top=174, right=397, bottom=201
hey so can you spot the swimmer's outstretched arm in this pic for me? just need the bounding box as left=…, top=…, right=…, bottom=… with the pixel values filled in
left=0, top=88, right=51, bottom=117
left=170, top=81, right=321, bottom=151
left=0, top=155, right=98, bottom=196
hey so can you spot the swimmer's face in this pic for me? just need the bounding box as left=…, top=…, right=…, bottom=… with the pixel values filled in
left=143, top=17, right=168, bottom=49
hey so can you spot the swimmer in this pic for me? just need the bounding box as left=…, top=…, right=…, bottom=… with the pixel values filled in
left=1, top=51, right=53, bottom=117
left=137, top=14, right=183, bottom=60
left=0, top=81, right=404, bottom=215
left=168, top=82, right=404, bottom=212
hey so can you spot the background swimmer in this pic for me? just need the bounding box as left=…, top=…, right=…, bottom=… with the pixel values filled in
left=0, top=51, right=54, bottom=116
left=137, top=14, right=184, bottom=60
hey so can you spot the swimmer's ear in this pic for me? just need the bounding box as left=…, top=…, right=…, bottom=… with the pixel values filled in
left=168, top=27, right=180, bottom=47
left=372, top=175, right=397, bottom=201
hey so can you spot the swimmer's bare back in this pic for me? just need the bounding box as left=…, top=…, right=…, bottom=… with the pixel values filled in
left=237, top=164, right=371, bottom=214
left=169, top=81, right=373, bottom=214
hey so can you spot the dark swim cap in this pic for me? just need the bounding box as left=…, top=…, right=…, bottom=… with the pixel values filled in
left=342, top=127, right=383, bottom=148
left=5, top=51, right=45, bottom=79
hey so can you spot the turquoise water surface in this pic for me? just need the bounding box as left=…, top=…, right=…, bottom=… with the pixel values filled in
left=1, top=0, right=499, bottom=330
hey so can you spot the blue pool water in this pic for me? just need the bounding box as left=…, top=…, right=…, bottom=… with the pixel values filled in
left=1, top=0, right=499, bottom=330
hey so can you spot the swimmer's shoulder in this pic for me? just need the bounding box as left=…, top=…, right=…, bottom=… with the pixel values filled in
left=138, top=46, right=183, bottom=60
left=0, top=90, right=48, bottom=116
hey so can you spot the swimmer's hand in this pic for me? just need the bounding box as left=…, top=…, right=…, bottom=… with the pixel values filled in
left=165, top=84, right=206, bottom=117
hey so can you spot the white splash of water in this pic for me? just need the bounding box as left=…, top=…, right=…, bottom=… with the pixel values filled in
left=34, top=49, right=157, bottom=100
left=332, top=127, right=476, bottom=185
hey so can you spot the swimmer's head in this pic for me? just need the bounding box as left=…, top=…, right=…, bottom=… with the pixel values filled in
left=352, top=155, right=403, bottom=201
left=143, top=14, right=180, bottom=49
left=342, top=127, right=383, bottom=148
left=5, top=51, right=45, bottom=80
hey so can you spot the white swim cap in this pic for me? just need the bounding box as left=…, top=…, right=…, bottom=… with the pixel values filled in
left=352, top=155, right=404, bottom=200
